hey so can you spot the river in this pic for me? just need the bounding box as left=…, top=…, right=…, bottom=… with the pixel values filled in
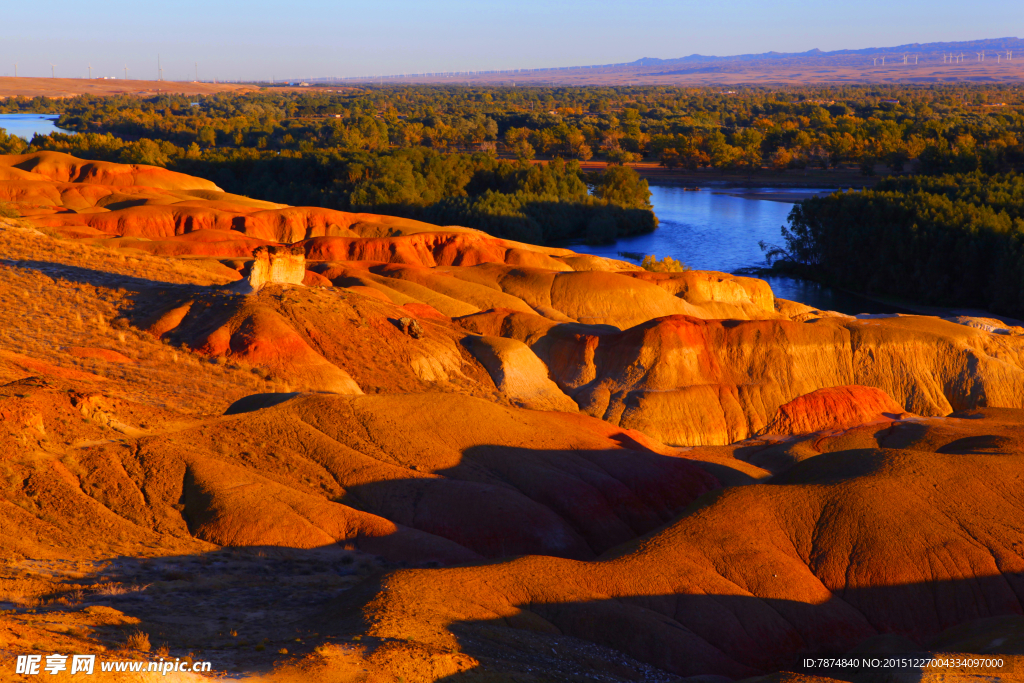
left=0, top=113, right=69, bottom=140
left=570, top=183, right=905, bottom=315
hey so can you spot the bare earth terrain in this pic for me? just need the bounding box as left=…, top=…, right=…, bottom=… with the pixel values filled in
left=0, top=152, right=1023, bottom=681
left=0, top=78, right=254, bottom=100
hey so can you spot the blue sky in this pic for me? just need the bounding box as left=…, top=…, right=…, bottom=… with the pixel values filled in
left=0, top=0, right=1018, bottom=81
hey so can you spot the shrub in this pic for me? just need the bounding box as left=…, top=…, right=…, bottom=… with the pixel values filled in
left=124, top=630, right=151, bottom=652
left=640, top=255, right=690, bottom=272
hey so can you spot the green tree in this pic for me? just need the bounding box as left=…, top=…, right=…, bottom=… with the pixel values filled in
left=589, top=165, right=651, bottom=209
left=0, top=128, right=27, bottom=154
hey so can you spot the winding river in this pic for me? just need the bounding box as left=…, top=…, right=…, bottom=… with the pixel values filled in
left=570, top=183, right=904, bottom=315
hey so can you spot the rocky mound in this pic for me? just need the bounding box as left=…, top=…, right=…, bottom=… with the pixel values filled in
left=459, top=311, right=1024, bottom=445
left=0, top=151, right=221, bottom=191
left=758, top=385, right=910, bottom=435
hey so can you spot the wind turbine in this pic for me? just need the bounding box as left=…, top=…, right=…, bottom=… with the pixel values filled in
left=873, top=57, right=878, bottom=66
left=903, top=53, right=908, bottom=65
left=88, top=63, right=92, bottom=79
left=50, top=64, right=55, bottom=78
left=13, top=63, right=16, bottom=77
left=124, top=65, right=128, bottom=80
left=1008, top=50, right=1013, bottom=61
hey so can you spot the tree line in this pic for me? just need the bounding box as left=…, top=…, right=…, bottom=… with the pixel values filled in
left=3, top=82, right=1022, bottom=173
left=1, top=126, right=655, bottom=245
left=769, top=173, right=1024, bottom=317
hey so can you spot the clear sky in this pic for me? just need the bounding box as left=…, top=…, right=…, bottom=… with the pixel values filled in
left=0, top=0, right=1019, bottom=81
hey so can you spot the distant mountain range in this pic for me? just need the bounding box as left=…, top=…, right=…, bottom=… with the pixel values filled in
left=310, top=37, right=1024, bottom=85
left=621, top=37, right=1024, bottom=67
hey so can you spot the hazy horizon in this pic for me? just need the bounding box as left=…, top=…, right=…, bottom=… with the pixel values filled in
left=1, top=0, right=1020, bottom=82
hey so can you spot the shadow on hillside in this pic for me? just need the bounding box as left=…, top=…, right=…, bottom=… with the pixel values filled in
left=10, top=390, right=1024, bottom=678
left=2, top=259, right=253, bottom=345
left=320, top=441, right=720, bottom=561
left=0, top=258, right=208, bottom=292
left=23, top=551, right=1023, bottom=681
left=331, top=575, right=1024, bottom=682
left=221, top=390, right=733, bottom=561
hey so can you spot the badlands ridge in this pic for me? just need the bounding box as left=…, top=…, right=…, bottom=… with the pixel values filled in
left=1, top=151, right=1023, bottom=681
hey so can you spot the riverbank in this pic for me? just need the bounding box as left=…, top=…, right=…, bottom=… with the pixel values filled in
left=745, top=266, right=1024, bottom=325
left=578, top=160, right=880, bottom=189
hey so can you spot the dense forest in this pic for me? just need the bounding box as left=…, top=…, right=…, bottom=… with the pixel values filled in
left=3, top=83, right=1022, bottom=172
left=1, top=84, right=1022, bottom=276
left=767, top=173, right=1024, bottom=317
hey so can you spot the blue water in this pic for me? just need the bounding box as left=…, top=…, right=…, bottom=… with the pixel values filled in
left=571, top=184, right=904, bottom=315
left=0, top=113, right=70, bottom=140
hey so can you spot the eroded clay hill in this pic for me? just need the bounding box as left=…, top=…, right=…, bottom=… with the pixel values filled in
left=8, top=152, right=1024, bottom=447
left=1, top=152, right=1023, bottom=681
left=354, top=405, right=1024, bottom=679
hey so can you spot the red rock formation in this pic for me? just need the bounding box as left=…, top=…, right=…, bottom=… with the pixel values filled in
left=0, top=151, right=220, bottom=190
left=758, top=385, right=910, bottom=435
